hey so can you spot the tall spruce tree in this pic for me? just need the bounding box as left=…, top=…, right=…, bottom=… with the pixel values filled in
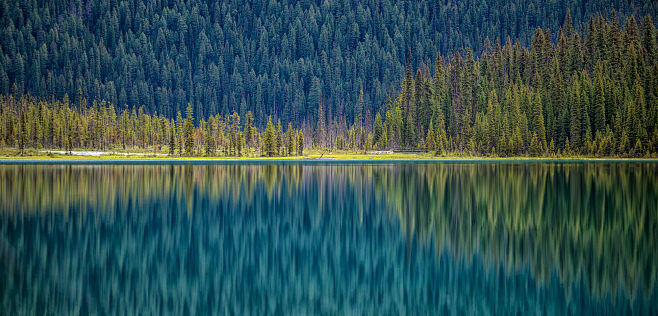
left=263, top=116, right=276, bottom=157
left=184, top=103, right=195, bottom=156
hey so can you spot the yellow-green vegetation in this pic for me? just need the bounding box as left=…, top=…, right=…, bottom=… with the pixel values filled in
left=1, top=147, right=657, bottom=161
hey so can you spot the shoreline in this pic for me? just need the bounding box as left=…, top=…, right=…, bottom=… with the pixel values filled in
left=1, top=155, right=657, bottom=164
left=1, top=149, right=656, bottom=163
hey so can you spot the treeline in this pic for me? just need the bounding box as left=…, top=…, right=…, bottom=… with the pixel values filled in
left=1, top=13, right=657, bottom=157
left=377, top=13, right=658, bottom=156
left=0, top=0, right=656, bottom=128
left=0, top=94, right=303, bottom=157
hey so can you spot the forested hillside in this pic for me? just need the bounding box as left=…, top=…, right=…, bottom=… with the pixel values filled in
left=1, top=12, right=657, bottom=157
left=379, top=14, right=658, bottom=156
left=0, top=0, right=656, bottom=127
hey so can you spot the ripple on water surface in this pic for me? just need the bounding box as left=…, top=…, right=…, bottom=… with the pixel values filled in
left=0, top=162, right=656, bottom=315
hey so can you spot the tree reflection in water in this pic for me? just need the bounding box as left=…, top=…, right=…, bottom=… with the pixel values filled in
left=0, top=162, right=656, bottom=314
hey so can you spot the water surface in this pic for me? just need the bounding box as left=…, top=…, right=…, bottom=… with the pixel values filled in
left=1, top=162, right=656, bottom=314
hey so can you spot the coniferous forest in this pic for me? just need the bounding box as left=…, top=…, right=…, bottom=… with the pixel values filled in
left=3, top=3, right=658, bottom=314
left=0, top=1, right=657, bottom=157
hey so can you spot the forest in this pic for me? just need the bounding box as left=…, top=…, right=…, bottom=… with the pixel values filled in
left=0, top=0, right=657, bottom=127
left=1, top=9, right=657, bottom=157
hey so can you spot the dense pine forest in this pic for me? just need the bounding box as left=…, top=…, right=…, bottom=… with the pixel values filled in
left=1, top=6, right=657, bottom=157
left=0, top=0, right=657, bottom=127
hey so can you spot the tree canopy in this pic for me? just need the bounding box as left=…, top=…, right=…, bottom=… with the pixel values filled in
left=0, top=0, right=656, bottom=128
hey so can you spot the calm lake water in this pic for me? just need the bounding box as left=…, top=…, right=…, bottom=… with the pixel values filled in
left=0, top=161, right=657, bottom=315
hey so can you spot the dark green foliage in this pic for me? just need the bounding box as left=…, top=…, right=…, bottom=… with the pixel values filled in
left=184, top=104, right=195, bottom=156
left=262, top=116, right=276, bottom=157
left=297, top=130, right=304, bottom=156
left=286, top=123, right=294, bottom=156
left=229, top=112, right=242, bottom=156
left=2, top=0, right=655, bottom=128
left=244, top=111, right=255, bottom=149
left=17, top=107, right=26, bottom=155
left=1, top=10, right=657, bottom=158
left=316, top=102, right=325, bottom=149
left=275, top=120, right=283, bottom=156
left=169, top=121, right=176, bottom=156
left=377, top=13, right=657, bottom=157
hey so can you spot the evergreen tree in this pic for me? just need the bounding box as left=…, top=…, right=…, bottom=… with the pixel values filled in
left=276, top=119, right=283, bottom=156
left=317, top=102, right=326, bottom=148
left=245, top=111, right=254, bottom=149
left=18, top=108, right=26, bottom=155
left=263, top=116, right=276, bottom=157
left=593, top=65, right=607, bottom=133
left=436, top=110, right=448, bottom=155
left=297, top=130, right=304, bottom=156
left=533, top=92, right=547, bottom=153
left=169, top=121, right=176, bottom=156
left=184, top=103, right=195, bottom=156
left=426, top=120, right=436, bottom=151
left=570, top=78, right=582, bottom=149
left=230, top=112, right=242, bottom=156
left=286, top=123, right=295, bottom=156
left=176, top=111, right=184, bottom=156
left=204, top=119, right=215, bottom=156
left=373, top=112, right=384, bottom=149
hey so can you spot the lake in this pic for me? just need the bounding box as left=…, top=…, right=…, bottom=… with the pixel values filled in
left=0, top=161, right=656, bottom=314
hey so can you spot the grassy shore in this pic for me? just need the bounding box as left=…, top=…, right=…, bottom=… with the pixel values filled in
left=1, top=148, right=657, bottom=161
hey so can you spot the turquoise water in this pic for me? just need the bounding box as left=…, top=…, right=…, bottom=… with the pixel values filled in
left=0, top=162, right=656, bottom=314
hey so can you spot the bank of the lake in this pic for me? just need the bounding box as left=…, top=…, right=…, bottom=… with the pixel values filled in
left=3, top=146, right=658, bottom=161
left=1, top=152, right=658, bottom=162
left=1, top=156, right=658, bottom=164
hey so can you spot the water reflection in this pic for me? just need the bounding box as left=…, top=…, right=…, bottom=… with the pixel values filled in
left=0, top=163, right=656, bottom=314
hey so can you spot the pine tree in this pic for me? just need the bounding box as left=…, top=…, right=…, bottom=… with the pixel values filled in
left=276, top=119, right=283, bottom=156
left=436, top=110, right=448, bottom=155
left=593, top=65, right=606, bottom=133
left=633, top=138, right=643, bottom=157
left=297, top=129, right=304, bottom=156
left=18, top=108, right=26, bottom=155
left=570, top=78, right=582, bottom=149
left=530, top=132, right=540, bottom=156
left=619, top=131, right=630, bottom=155
left=359, top=126, right=366, bottom=152
left=230, top=112, right=242, bottom=156
left=548, top=139, right=556, bottom=156
left=533, top=92, right=547, bottom=152
left=176, top=111, right=184, bottom=156
left=425, top=120, right=436, bottom=151
left=625, top=98, right=639, bottom=145
left=486, top=89, right=501, bottom=153
left=245, top=111, right=254, bottom=149
left=317, top=102, right=326, bottom=148
left=263, top=116, right=276, bottom=157
left=373, top=112, right=384, bottom=149
left=564, top=137, right=572, bottom=156
left=402, top=50, right=415, bottom=146
left=356, top=89, right=365, bottom=128
left=286, top=122, right=294, bottom=156
left=169, top=120, right=176, bottom=156
left=184, top=103, right=195, bottom=156
left=204, top=119, right=214, bottom=156
left=432, top=52, right=447, bottom=127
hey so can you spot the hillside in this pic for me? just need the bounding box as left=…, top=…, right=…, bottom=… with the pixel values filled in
left=0, top=0, right=656, bottom=127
